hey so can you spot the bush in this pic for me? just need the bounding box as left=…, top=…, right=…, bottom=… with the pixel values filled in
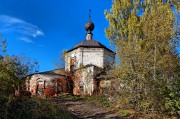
left=160, top=82, right=180, bottom=116
left=0, top=95, right=9, bottom=119
left=0, top=96, right=72, bottom=119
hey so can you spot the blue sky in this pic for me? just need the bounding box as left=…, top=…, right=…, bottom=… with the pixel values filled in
left=0, top=1, right=180, bottom=72
left=0, top=0, right=114, bottom=72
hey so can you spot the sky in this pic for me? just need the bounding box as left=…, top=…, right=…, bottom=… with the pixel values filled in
left=0, top=0, right=114, bottom=72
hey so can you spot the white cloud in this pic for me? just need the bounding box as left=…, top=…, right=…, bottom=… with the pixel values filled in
left=33, top=30, right=44, bottom=38
left=19, top=37, right=33, bottom=43
left=0, top=15, right=24, bottom=26
left=0, top=15, right=44, bottom=43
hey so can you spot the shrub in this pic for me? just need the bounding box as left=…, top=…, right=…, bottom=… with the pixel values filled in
left=0, top=95, right=9, bottom=119
left=4, top=96, right=72, bottom=119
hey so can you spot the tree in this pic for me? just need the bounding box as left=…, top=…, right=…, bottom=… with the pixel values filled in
left=105, top=0, right=180, bottom=115
left=0, top=34, right=7, bottom=55
left=54, top=50, right=68, bottom=68
left=0, top=35, right=38, bottom=96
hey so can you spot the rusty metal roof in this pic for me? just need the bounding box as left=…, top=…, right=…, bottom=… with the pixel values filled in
left=67, top=39, right=115, bottom=53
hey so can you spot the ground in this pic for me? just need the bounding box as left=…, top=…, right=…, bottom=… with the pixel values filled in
left=51, top=95, right=123, bottom=119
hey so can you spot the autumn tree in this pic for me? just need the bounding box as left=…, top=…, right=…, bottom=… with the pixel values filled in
left=54, top=50, right=68, bottom=68
left=105, top=0, right=180, bottom=115
left=0, top=34, right=7, bottom=55
left=0, top=35, right=38, bottom=96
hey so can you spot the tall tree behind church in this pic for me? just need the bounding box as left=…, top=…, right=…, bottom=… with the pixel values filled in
left=105, top=0, right=180, bottom=114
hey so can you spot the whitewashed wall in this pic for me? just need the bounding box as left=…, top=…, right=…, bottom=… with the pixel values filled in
left=80, top=66, right=94, bottom=95
left=65, top=48, right=82, bottom=71
left=103, top=49, right=115, bottom=68
left=82, top=48, right=104, bottom=68
left=65, top=48, right=104, bottom=71
left=65, top=47, right=115, bottom=72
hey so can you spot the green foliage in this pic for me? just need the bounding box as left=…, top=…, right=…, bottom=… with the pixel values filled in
left=79, top=63, right=84, bottom=68
left=84, top=96, right=111, bottom=108
left=58, top=94, right=111, bottom=108
left=105, top=0, right=180, bottom=116
left=119, top=109, right=130, bottom=117
left=0, top=96, right=72, bottom=119
left=0, top=95, right=9, bottom=119
left=0, top=58, right=19, bottom=95
left=0, top=55, right=37, bottom=96
left=160, top=78, right=180, bottom=115
left=0, top=35, right=57, bottom=119
left=0, top=35, right=39, bottom=95
left=0, top=34, right=7, bottom=54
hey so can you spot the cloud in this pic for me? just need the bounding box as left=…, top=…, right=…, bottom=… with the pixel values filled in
left=19, top=37, right=33, bottom=43
left=0, top=15, right=44, bottom=43
left=33, top=30, right=44, bottom=38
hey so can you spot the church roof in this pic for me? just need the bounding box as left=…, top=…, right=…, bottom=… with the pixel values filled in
left=26, top=68, right=66, bottom=77
left=38, top=68, right=66, bottom=76
left=67, top=39, right=115, bottom=53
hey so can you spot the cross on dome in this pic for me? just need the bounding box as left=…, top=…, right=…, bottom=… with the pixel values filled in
left=85, top=9, right=95, bottom=40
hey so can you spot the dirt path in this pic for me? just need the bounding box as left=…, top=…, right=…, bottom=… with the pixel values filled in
left=51, top=97, right=123, bottom=119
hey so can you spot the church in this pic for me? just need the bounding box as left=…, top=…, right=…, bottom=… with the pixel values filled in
left=25, top=20, right=115, bottom=96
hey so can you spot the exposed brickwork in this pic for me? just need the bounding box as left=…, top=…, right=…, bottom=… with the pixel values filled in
left=25, top=69, right=72, bottom=97
left=25, top=38, right=115, bottom=97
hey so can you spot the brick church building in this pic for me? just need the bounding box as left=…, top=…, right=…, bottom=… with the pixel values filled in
left=25, top=20, right=115, bottom=97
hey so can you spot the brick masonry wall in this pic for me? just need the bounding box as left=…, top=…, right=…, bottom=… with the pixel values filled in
left=26, top=74, right=68, bottom=96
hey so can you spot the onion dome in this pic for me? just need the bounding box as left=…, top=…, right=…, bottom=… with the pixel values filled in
left=85, top=21, right=95, bottom=34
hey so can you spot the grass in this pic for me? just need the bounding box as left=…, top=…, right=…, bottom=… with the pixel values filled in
left=58, top=94, right=111, bottom=108
left=57, top=94, right=180, bottom=119
left=1, top=95, right=73, bottom=119
left=83, top=96, right=111, bottom=108
left=119, top=109, right=130, bottom=117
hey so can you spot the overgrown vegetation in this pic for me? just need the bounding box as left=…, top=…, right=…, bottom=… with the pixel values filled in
left=0, top=96, right=72, bottom=119
left=0, top=35, right=73, bottom=119
left=104, top=0, right=180, bottom=118
left=58, top=94, right=111, bottom=108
